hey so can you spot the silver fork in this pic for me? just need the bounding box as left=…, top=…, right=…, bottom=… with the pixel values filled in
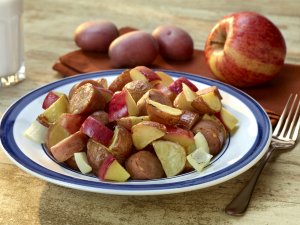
left=225, top=93, right=300, bottom=216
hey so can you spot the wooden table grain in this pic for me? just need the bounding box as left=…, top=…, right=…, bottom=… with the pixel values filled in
left=1, top=1, right=300, bottom=224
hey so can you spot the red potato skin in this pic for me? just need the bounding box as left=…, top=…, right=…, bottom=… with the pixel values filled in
left=125, top=151, right=165, bottom=180
left=50, top=131, right=88, bottom=162
left=109, top=31, right=159, bottom=68
left=69, top=83, right=106, bottom=115
left=86, top=139, right=111, bottom=175
left=152, top=25, right=194, bottom=61
left=168, top=77, right=198, bottom=94
left=74, top=20, right=119, bottom=52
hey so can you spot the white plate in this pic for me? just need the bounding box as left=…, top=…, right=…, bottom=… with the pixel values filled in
left=0, top=69, right=272, bottom=195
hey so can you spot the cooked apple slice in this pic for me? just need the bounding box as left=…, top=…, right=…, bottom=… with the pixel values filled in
left=99, top=154, right=130, bottom=182
left=42, top=91, right=63, bottom=110
left=168, top=77, right=198, bottom=94
left=217, top=107, right=239, bottom=133
left=146, top=99, right=183, bottom=126
left=163, top=126, right=195, bottom=149
left=152, top=140, right=186, bottom=177
left=130, top=66, right=161, bottom=82
left=80, top=116, right=114, bottom=146
left=108, top=69, right=132, bottom=92
left=132, top=121, right=166, bottom=150
left=24, top=120, right=48, bottom=143
left=74, top=152, right=92, bottom=174
left=50, top=131, right=88, bottom=162
left=116, top=115, right=150, bottom=130
left=108, top=125, right=133, bottom=164
left=155, top=71, right=174, bottom=86
left=187, top=149, right=213, bottom=172
left=108, top=89, right=139, bottom=122
left=37, top=94, right=69, bottom=127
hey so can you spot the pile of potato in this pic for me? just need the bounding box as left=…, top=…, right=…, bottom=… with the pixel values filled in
left=74, top=20, right=194, bottom=67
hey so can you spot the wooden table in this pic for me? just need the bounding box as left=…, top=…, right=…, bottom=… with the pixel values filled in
left=1, top=1, right=300, bottom=224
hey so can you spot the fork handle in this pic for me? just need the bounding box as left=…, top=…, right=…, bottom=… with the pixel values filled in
left=225, top=145, right=276, bottom=216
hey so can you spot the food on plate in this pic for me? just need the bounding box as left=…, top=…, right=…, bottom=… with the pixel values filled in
left=125, top=151, right=165, bottom=180
left=108, top=125, right=133, bottom=164
left=152, top=25, right=194, bottom=61
left=50, top=131, right=89, bottom=162
left=80, top=116, right=114, bottom=146
left=129, top=66, right=161, bottom=82
left=25, top=67, right=239, bottom=182
left=137, top=89, right=173, bottom=115
left=37, top=94, right=69, bottom=127
left=109, top=31, right=159, bottom=68
left=204, top=11, right=286, bottom=87
left=152, top=140, right=186, bottom=177
left=42, top=91, right=62, bottom=110
left=108, top=89, right=139, bottom=121
left=74, top=20, right=119, bottom=52
left=123, top=79, right=152, bottom=102
left=86, top=139, right=111, bottom=175
left=69, top=83, right=106, bottom=115
left=99, top=154, right=130, bottom=182
left=131, top=121, right=167, bottom=150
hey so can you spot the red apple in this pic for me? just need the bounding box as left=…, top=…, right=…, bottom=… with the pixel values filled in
left=42, top=91, right=60, bottom=110
left=204, top=11, right=286, bottom=87
left=168, top=77, right=198, bottom=94
left=163, top=126, right=195, bottom=149
left=80, top=116, right=113, bottom=146
left=108, top=89, right=139, bottom=122
left=130, top=66, right=161, bottom=82
left=98, top=154, right=130, bottom=182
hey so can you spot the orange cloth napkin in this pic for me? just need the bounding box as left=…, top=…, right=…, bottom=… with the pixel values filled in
left=53, top=27, right=300, bottom=126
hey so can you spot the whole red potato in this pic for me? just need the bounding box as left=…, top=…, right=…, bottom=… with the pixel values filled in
left=74, top=20, right=119, bottom=52
left=152, top=25, right=194, bottom=61
left=204, top=12, right=286, bottom=87
left=109, top=30, right=159, bottom=68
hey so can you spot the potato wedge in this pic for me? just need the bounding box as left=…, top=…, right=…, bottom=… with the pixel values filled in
left=116, top=115, right=150, bottom=130
left=146, top=99, right=183, bottom=126
left=108, top=69, right=132, bottom=92
left=108, top=125, right=133, bottom=164
left=152, top=140, right=186, bottom=177
left=123, top=80, right=152, bottom=102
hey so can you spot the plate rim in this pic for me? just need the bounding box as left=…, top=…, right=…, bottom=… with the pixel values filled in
left=0, top=69, right=272, bottom=195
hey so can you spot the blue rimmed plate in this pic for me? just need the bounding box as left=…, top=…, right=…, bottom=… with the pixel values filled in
left=0, top=70, right=272, bottom=195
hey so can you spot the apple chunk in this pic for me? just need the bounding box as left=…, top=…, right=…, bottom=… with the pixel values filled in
left=163, top=126, right=195, bottom=149
left=129, top=66, right=161, bottom=82
left=80, top=116, right=114, bottom=146
left=168, top=77, right=198, bottom=94
left=152, top=140, right=186, bottom=177
left=108, top=89, right=139, bottom=122
left=132, top=121, right=167, bottom=150
left=42, top=91, right=62, bottom=110
left=24, top=120, right=48, bottom=143
left=187, top=149, right=213, bottom=172
left=37, top=94, right=69, bottom=127
left=99, top=154, right=130, bottom=182
left=217, top=107, right=239, bottom=132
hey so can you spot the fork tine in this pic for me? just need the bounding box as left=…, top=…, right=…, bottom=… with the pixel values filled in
left=291, top=99, right=300, bottom=141
left=279, top=94, right=298, bottom=138
left=273, top=94, right=293, bottom=136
